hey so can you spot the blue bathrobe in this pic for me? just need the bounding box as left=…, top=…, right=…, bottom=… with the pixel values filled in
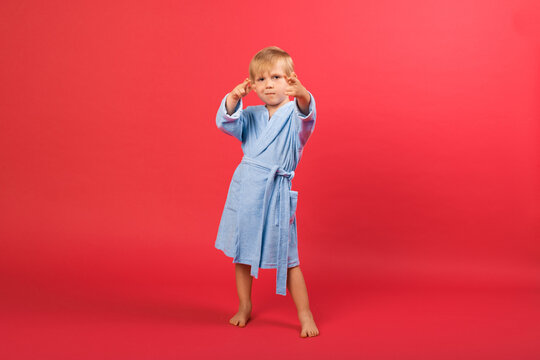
left=215, top=92, right=316, bottom=295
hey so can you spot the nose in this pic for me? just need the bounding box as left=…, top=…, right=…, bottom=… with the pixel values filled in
left=265, top=79, right=274, bottom=88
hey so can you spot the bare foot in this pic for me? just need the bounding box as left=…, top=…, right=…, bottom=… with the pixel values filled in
left=298, top=310, right=319, bottom=337
left=229, top=303, right=252, bottom=327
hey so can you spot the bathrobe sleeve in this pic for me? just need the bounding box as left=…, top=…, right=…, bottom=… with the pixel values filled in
left=294, top=91, right=316, bottom=149
left=216, top=93, right=246, bottom=142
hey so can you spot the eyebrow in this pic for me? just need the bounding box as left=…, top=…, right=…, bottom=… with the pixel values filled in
left=257, top=73, right=283, bottom=78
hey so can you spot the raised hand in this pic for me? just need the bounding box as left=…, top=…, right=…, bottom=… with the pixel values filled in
left=284, top=72, right=308, bottom=99
left=226, top=78, right=252, bottom=115
left=230, top=78, right=252, bottom=101
left=284, top=72, right=310, bottom=115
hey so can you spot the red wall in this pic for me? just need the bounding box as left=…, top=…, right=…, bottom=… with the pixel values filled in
left=1, top=0, right=539, bottom=294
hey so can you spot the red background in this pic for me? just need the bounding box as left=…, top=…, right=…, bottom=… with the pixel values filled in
left=1, top=0, right=539, bottom=359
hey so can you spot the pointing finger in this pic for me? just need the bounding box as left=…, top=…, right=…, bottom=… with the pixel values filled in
left=291, top=73, right=299, bottom=83
left=288, top=74, right=297, bottom=84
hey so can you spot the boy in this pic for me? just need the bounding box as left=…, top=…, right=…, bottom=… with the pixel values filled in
left=215, top=46, right=319, bottom=338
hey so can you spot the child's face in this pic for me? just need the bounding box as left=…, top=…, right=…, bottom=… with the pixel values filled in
left=251, top=60, right=290, bottom=107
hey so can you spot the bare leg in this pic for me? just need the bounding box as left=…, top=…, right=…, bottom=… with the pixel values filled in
left=229, top=263, right=252, bottom=327
left=287, top=266, right=320, bottom=337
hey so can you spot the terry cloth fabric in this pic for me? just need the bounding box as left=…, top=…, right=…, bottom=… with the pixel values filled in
left=214, top=92, right=316, bottom=295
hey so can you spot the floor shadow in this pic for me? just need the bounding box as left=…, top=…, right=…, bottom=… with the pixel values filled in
left=251, top=316, right=299, bottom=331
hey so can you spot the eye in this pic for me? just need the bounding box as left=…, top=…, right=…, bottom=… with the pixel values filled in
left=257, top=77, right=264, bottom=82
left=273, top=75, right=280, bottom=79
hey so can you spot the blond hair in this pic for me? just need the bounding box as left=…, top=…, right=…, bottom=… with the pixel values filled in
left=249, top=46, right=295, bottom=81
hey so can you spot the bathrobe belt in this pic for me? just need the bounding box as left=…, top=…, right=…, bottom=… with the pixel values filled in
left=239, top=156, right=295, bottom=296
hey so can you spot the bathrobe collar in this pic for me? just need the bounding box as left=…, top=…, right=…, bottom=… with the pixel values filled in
left=253, top=101, right=294, bottom=156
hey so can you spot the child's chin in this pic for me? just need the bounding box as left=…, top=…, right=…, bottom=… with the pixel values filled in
left=264, top=99, right=286, bottom=106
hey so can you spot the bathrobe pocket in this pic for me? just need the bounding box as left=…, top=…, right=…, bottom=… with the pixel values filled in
left=225, top=178, right=241, bottom=211
left=289, top=190, right=298, bottom=224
